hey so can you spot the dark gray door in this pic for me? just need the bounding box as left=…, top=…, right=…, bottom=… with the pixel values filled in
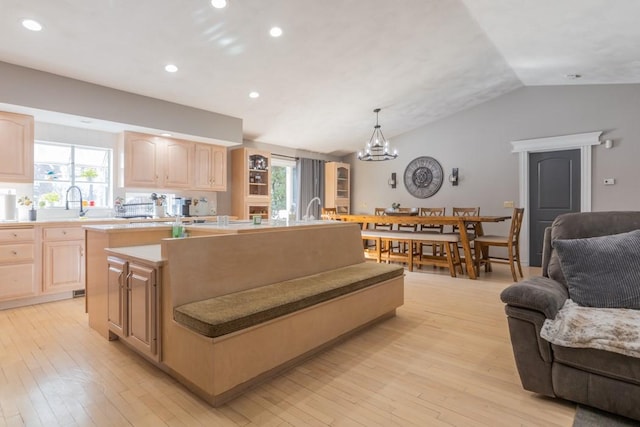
left=529, top=150, right=581, bottom=266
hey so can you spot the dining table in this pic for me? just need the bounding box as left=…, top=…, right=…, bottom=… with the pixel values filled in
left=332, top=213, right=511, bottom=279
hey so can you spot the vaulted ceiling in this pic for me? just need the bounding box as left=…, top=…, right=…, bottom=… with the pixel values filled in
left=1, top=0, right=638, bottom=155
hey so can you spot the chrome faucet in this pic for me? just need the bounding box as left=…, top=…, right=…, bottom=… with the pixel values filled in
left=65, top=185, right=87, bottom=217
left=304, top=196, right=322, bottom=221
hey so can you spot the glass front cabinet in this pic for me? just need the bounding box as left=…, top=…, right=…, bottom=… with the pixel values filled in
left=325, top=162, right=350, bottom=214
left=231, top=148, right=271, bottom=220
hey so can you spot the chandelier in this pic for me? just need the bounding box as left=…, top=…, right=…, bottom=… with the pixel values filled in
left=357, top=108, right=398, bottom=161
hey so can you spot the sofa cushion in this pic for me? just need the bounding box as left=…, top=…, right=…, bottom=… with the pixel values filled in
left=174, top=262, right=404, bottom=338
left=547, top=211, right=640, bottom=286
left=552, top=229, right=640, bottom=308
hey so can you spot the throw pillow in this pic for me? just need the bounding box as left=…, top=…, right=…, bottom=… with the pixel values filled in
left=552, top=229, right=640, bottom=308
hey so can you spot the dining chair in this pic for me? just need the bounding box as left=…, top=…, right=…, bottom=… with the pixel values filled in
left=474, top=207, right=525, bottom=281
left=321, top=207, right=337, bottom=219
left=417, top=207, right=446, bottom=256
left=395, top=207, right=417, bottom=254
left=452, top=207, right=480, bottom=233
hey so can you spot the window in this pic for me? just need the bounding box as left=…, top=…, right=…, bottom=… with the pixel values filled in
left=34, top=141, right=112, bottom=208
left=271, top=158, right=297, bottom=219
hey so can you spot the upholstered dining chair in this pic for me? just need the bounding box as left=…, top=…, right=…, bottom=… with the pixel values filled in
left=451, top=206, right=480, bottom=233
left=451, top=206, right=480, bottom=260
left=418, top=207, right=446, bottom=256
left=474, top=207, right=525, bottom=282
left=321, top=207, right=337, bottom=219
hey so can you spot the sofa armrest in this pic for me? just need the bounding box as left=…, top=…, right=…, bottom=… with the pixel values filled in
left=500, top=276, right=569, bottom=319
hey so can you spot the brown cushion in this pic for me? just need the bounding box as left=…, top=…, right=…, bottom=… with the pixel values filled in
left=174, top=262, right=404, bottom=338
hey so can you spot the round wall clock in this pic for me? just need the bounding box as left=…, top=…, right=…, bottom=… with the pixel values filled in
left=403, top=156, right=444, bottom=198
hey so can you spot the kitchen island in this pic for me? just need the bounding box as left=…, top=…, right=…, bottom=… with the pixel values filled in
left=88, top=221, right=404, bottom=406
left=84, top=219, right=342, bottom=337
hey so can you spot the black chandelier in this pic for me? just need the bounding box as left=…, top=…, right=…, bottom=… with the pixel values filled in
left=357, top=108, right=398, bottom=161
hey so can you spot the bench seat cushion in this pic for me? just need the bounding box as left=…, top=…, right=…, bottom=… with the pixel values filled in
left=174, top=262, right=404, bottom=338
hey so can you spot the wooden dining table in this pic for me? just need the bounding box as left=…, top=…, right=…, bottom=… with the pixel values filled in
left=332, top=214, right=511, bottom=279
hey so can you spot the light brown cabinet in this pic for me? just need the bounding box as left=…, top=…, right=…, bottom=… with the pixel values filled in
left=0, top=227, right=36, bottom=301
left=107, top=255, right=159, bottom=360
left=0, top=111, right=34, bottom=183
left=123, top=131, right=193, bottom=189
left=231, top=148, right=271, bottom=220
left=194, top=143, right=227, bottom=191
left=42, top=226, right=85, bottom=293
left=325, top=162, right=350, bottom=214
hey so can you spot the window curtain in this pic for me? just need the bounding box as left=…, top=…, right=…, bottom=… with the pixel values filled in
left=296, top=158, right=325, bottom=220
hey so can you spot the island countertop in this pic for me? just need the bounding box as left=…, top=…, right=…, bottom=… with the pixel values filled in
left=104, top=244, right=163, bottom=266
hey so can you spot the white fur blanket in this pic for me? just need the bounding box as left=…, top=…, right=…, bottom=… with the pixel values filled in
left=541, top=299, right=640, bottom=358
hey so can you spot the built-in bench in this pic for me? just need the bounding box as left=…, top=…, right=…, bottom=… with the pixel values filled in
left=361, top=229, right=463, bottom=276
left=159, top=222, right=404, bottom=407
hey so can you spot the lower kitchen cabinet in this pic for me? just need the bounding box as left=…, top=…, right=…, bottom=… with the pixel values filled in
left=107, top=255, right=160, bottom=361
left=0, top=227, right=36, bottom=301
left=42, top=226, right=85, bottom=293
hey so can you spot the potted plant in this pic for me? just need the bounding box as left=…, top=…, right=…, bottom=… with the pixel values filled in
left=41, top=192, right=61, bottom=207
left=17, top=196, right=34, bottom=221
left=80, top=168, right=98, bottom=181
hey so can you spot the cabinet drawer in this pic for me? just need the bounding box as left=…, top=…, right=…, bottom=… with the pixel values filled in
left=0, top=228, right=34, bottom=242
left=0, top=243, right=34, bottom=263
left=0, top=263, right=36, bottom=301
left=43, top=226, right=85, bottom=241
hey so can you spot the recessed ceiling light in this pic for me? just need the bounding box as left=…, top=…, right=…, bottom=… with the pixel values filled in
left=165, top=64, right=178, bottom=73
left=269, top=27, right=283, bottom=37
left=249, top=91, right=260, bottom=99
left=21, top=19, right=42, bottom=32
left=160, top=133, right=172, bottom=137
left=211, top=0, right=227, bottom=9
left=80, top=119, right=92, bottom=124
left=565, top=73, right=582, bottom=79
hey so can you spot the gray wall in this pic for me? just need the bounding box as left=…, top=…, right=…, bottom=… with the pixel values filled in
left=347, top=84, right=640, bottom=234
left=0, top=61, right=242, bottom=144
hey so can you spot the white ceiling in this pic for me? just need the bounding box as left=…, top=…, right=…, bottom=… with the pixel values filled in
left=1, top=0, right=639, bottom=155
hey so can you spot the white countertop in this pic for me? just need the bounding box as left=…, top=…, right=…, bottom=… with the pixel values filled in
left=104, top=244, right=163, bottom=266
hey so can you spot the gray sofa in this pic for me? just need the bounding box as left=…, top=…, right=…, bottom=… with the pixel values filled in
left=500, top=211, right=640, bottom=421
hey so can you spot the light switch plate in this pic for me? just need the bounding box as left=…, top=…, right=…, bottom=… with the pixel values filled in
left=503, top=201, right=514, bottom=208
left=604, top=178, right=615, bottom=185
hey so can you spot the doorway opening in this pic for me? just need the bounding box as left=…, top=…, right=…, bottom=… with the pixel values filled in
left=271, top=157, right=298, bottom=219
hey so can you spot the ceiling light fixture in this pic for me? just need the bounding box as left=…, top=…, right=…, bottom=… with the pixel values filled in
left=211, top=0, right=227, bottom=9
left=160, top=133, right=172, bottom=137
left=358, top=108, right=398, bottom=162
left=269, top=27, right=283, bottom=37
left=21, top=19, right=43, bottom=31
left=249, top=91, right=260, bottom=99
left=165, top=64, right=178, bottom=73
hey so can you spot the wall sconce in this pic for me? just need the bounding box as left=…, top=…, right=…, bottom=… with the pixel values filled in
left=604, top=139, right=613, bottom=149
left=449, top=168, right=459, bottom=186
left=388, top=172, right=397, bottom=189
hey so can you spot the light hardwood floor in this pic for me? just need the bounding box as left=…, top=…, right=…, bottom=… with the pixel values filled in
left=0, top=265, right=576, bottom=426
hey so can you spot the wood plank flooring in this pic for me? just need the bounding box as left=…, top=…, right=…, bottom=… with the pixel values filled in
left=0, top=265, right=575, bottom=426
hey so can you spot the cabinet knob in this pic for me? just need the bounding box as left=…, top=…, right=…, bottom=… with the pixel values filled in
left=12, top=233, right=17, bottom=237
left=63, top=230, right=67, bottom=235
left=11, top=250, right=17, bottom=255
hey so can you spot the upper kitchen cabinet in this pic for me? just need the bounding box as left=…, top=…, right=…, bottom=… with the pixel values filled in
left=193, top=143, right=227, bottom=191
left=0, top=112, right=34, bottom=183
left=122, top=132, right=193, bottom=189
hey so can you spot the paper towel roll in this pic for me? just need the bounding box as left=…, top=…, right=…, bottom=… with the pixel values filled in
left=0, top=194, right=17, bottom=221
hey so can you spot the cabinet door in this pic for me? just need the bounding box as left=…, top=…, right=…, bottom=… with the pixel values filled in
left=0, top=263, right=36, bottom=301
left=43, top=240, right=85, bottom=293
left=0, top=112, right=34, bottom=183
left=127, top=263, right=156, bottom=355
left=194, top=144, right=227, bottom=191
left=163, top=139, right=193, bottom=188
left=124, top=133, right=162, bottom=187
left=107, top=257, right=127, bottom=337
